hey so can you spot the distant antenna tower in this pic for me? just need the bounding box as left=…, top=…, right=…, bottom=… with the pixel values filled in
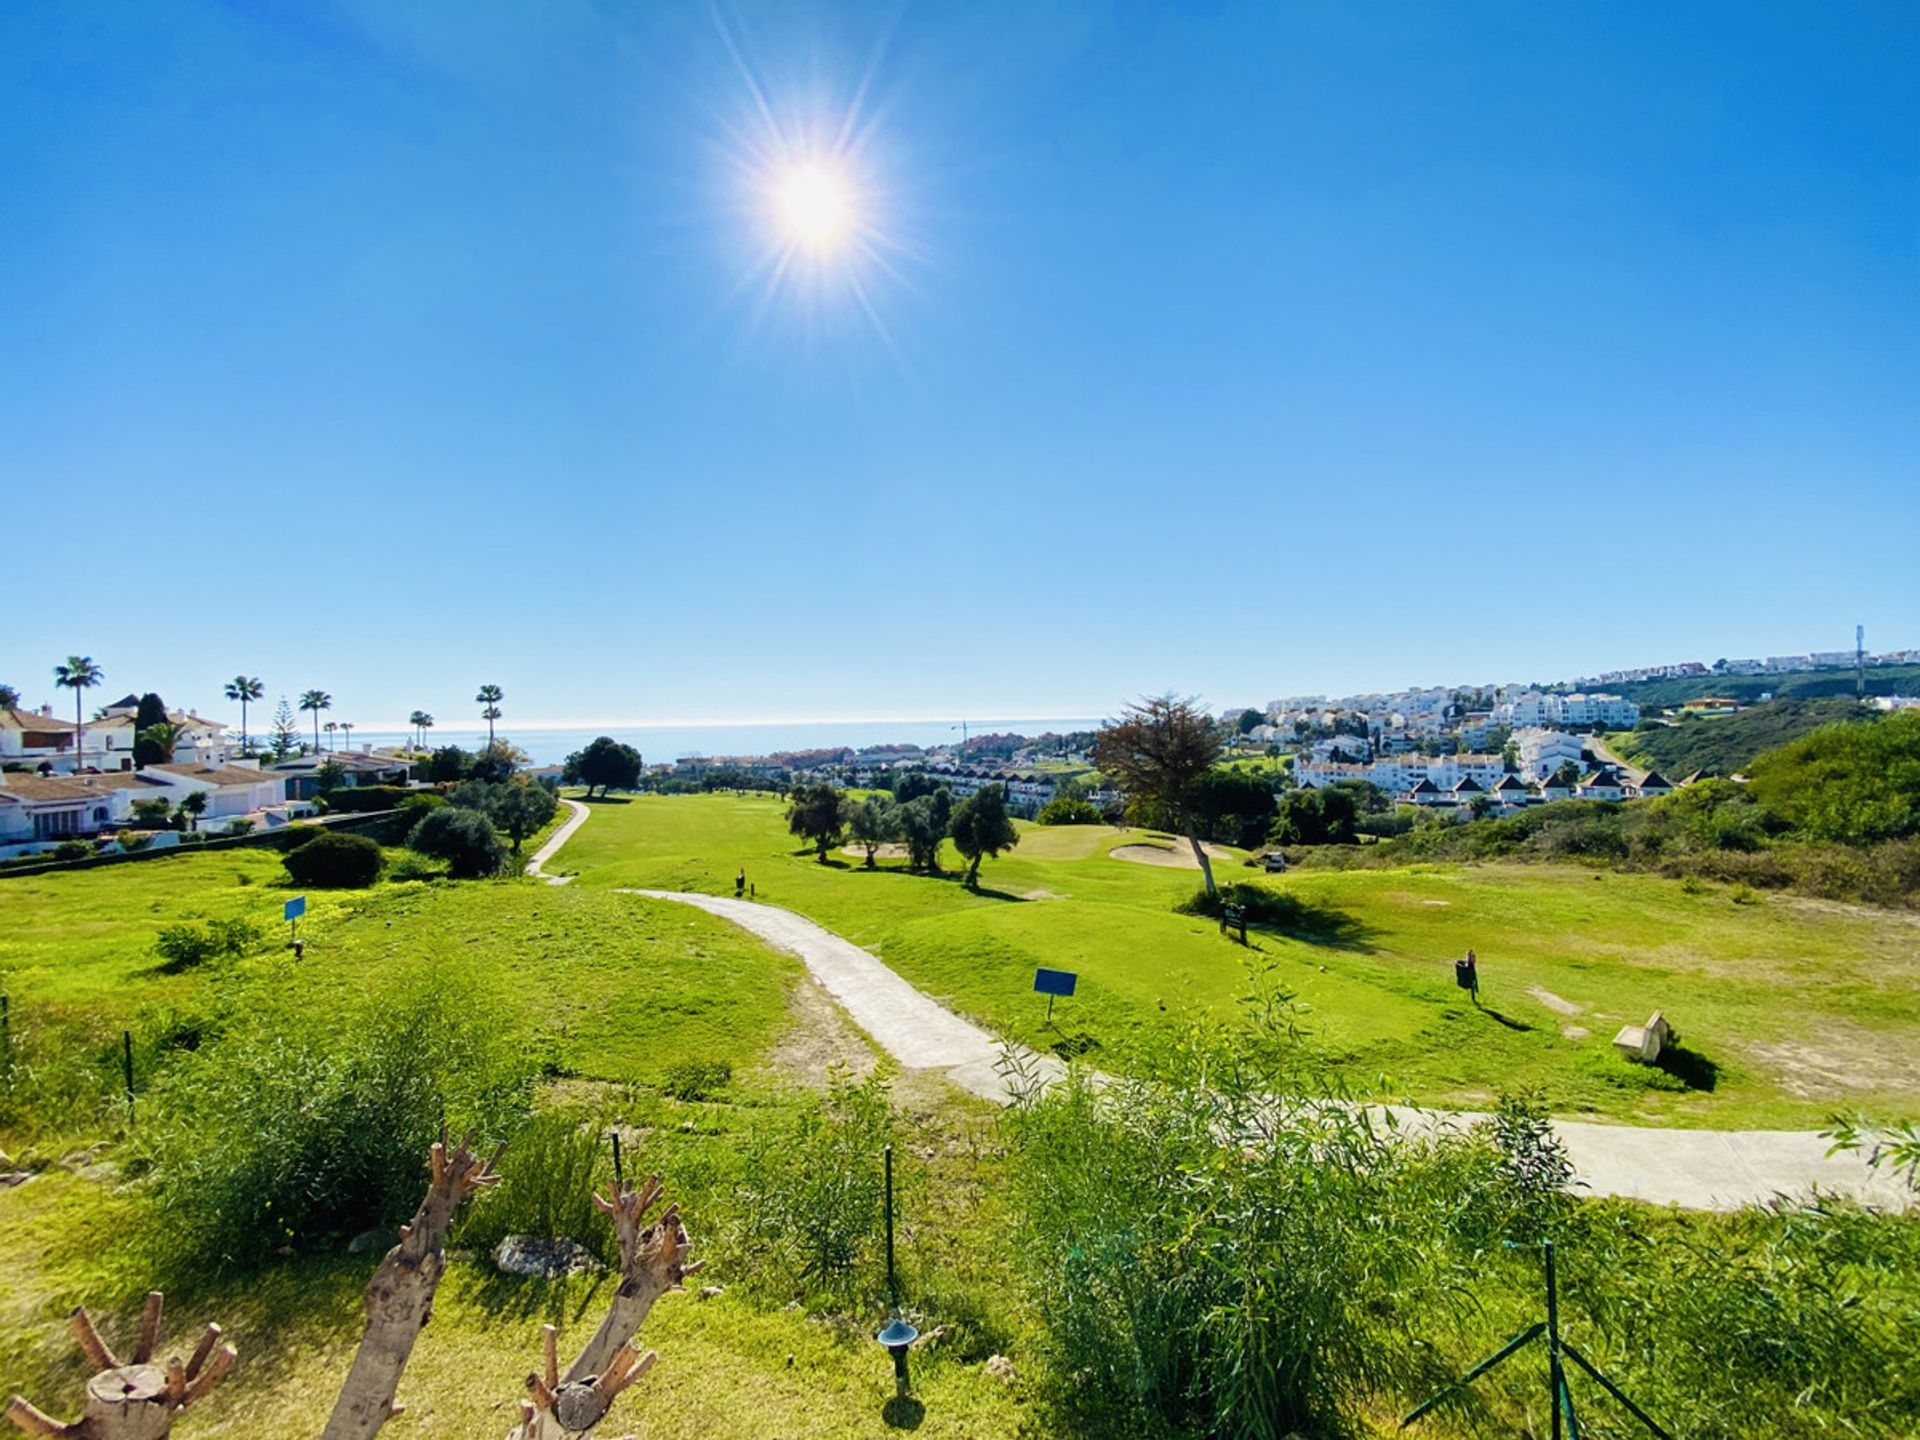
left=1857, top=624, right=1866, bottom=698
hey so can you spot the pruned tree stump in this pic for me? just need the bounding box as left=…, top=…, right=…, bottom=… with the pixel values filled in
left=82, top=1368, right=174, bottom=1440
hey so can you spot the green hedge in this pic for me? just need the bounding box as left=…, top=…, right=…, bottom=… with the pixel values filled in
left=319, top=785, right=416, bottom=814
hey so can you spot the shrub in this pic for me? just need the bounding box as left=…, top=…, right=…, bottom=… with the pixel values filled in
left=52, top=840, right=91, bottom=862
left=389, top=791, right=445, bottom=844
left=385, top=851, right=442, bottom=882
left=453, top=1106, right=617, bottom=1266
left=279, top=825, right=322, bottom=850
left=1036, top=796, right=1103, bottom=825
left=663, top=1059, right=731, bottom=1100
left=731, top=1069, right=897, bottom=1304
left=408, top=806, right=508, bottom=879
left=138, top=983, right=535, bottom=1272
left=153, top=917, right=263, bottom=973
left=226, top=818, right=256, bottom=836
left=281, top=831, right=385, bottom=888
left=320, top=785, right=415, bottom=814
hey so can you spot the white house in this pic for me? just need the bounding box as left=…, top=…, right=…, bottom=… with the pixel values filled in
left=1631, top=770, right=1675, bottom=799
left=1494, top=692, right=1639, bottom=730
left=1513, top=727, right=1588, bottom=781
left=1578, top=769, right=1627, bottom=801
left=0, top=771, right=150, bottom=854
left=1490, top=774, right=1535, bottom=810
left=0, top=705, right=137, bottom=773
left=140, top=760, right=288, bottom=827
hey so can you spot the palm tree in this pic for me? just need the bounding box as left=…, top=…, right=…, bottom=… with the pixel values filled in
left=323, top=720, right=339, bottom=750
left=341, top=721, right=355, bottom=750
left=409, top=710, right=433, bottom=753
left=138, top=719, right=188, bottom=764
left=53, top=656, right=104, bottom=773
left=224, top=675, right=264, bottom=755
left=476, top=684, right=504, bottom=746
left=299, top=690, right=332, bottom=754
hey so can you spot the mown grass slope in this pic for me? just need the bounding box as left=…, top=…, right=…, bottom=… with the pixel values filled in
left=558, top=793, right=1920, bottom=1127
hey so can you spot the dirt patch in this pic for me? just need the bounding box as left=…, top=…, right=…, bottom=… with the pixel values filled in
left=762, top=975, right=879, bottom=1090
left=1528, top=985, right=1584, bottom=1016
left=1023, top=888, right=1063, bottom=901
left=1561, top=1025, right=1590, bottom=1041
left=840, top=842, right=910, bottom=862
left=1110, top=837, right=1232, bottom=870
left=1745, top=1029, right=1920, bottom=1101
left=1421, top=899, right=1451, bottom=906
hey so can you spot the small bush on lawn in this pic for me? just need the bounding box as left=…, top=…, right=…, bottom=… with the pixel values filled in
left=279, top=825, right=322, bottom=850
left=281, top=831, right=385, bottom=888
left=453, top=1105, right=617, bottom=1266
left=53, top=840, right=91, bottom=862
left=388, top=791, right=445, bottom=843
left=1175, top=882, right=1370, bottom=945
left=728, top=1069, right=899, bottom=1307
left=408, top=806, right=508, bottom=879
left=663, top=1059, right=732, bottom=1100
left=385, top=850, right=441, bottom=882
left=138, top=983, right=536, bottom=1274
left=153, top=917, right=264, bottom=973
left=1036, top=796, right=1103, bottom=826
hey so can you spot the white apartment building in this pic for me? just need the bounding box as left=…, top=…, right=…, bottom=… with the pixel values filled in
left=1513, top=727, right=1588, bottom=780
left=1493, top=692, right=1639, bottom=729
left=1295, top=753, right=1508, bottom=796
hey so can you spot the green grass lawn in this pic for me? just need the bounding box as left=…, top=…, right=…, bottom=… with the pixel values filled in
left=556, top=793, right=1920, bottom=1128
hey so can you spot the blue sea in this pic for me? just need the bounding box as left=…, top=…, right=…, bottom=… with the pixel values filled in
left=333, top=718, right=1101, bottom=769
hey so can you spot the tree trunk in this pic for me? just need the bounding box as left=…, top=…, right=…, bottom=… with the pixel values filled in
left=319, top=1136, right=500, bottom=1440
left=1186, top=832, right=1217, bottom=894
left=5, top=1293, right=235, bottom=1439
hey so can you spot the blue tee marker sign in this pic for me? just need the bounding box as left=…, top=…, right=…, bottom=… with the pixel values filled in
left=286, top=894, right=306, bottom=951
left=284, top=895, right=306, bottom=922
left=1034, top=967, right=1077, bottom=1026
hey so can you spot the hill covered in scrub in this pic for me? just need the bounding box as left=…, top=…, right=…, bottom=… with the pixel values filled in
left=1613, top=697, right=1870, bottom=777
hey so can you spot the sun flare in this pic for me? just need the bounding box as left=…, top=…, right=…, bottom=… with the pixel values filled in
left=774, top=163, right=856, bottom=254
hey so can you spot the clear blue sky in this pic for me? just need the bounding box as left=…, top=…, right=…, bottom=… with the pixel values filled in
left=3, top=2, right=1915, bottom=729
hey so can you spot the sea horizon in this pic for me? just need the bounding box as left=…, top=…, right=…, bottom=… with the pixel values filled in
left=307, top=716, right=1104, bottom=769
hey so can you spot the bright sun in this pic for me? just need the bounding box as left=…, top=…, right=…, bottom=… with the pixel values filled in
left=774, top=163, right=856, bottom=254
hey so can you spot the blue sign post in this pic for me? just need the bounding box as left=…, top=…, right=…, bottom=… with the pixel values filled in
left=1033, top=967, right=1077, bottom=1026
left=285, top=894, right=306, bottom=952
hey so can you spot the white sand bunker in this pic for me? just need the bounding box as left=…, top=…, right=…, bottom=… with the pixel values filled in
left=1110, top=837, right=1233, bottom=869
left=840, top=842, right=910, bottom=861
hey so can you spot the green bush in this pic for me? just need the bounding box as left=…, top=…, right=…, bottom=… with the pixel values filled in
left=153, top=917, right=263, bottom=973
left=407, top=806, right=508, bottom=879
left=388, top=792, right=445, bottom=844
left=1036, top=796, right=1103, bottom=825
left=321, top=785, right=416, bottom=814
left=663, top=1059, right=731, bottom=1100
left=52, top=840, right=91, bottom=862
left=280, top=831, right=385, bottom=888
left=730, top=1070, right=898, bottom=1305
left=452, top=1106, right=617, bottom=1266
left=137, top=983, right=535, bottom=1273
left=226, top=818, right=256, bottom=837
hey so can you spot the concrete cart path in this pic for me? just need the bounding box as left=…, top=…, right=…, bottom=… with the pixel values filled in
left=525, top=797, right=590, bottom=884
left=624, top=888, right=1911, bottom=1213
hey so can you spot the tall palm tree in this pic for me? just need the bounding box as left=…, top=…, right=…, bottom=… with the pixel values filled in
left=53, top=656, right=104, bottom=773
left=341, top=721, right=355, bottom=750
left=299, top=690, right=332, bottom=754
left=224, top=675, right=264, bottom=755
left=476, top=684, right=504, bottom=746
left=323, top=720, right=339, bottom=750
left=409, top=710, right=433, bottom=753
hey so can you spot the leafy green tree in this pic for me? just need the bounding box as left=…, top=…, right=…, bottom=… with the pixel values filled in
left=490, top=776, right=558, bottom=854
left=0, top=683, right=19, bottom=710
left=1190, top=767, right=1280, bottom=848
left=1093, top=694, right=1227, bottom=893
left=316, top=760, right=346, bottom=795
left=1235, top=708, right=1265, bottom=735
left=469, top=740, right=527, bottom=784
left=847, top=793, right=902, bottom=867
left=130, top=692, right=170, bottom=765
left=951, top=784, right=1020, bottom=887
left=427, top=745, right=473, bottom=783
left=476, top=683, right=504, bottom=746
left=408, top=805, right=509, bottom=878
left=225, top=676, right=264, bottom=754
left=54, top=656, right=105, bottom=771
left=298, top=689, right=332, bottom=753
left=1550, top=761, right=1582, bottom=790
left=786, top=783, right=847, bottom=861
left=896, top=794, right=947, bottom=872
left=893, top=769, right=946, bottom=802
left=1270, top=786, right=1361, bottom=846
left=565, top=735, right=644, bottom=797
left=1037, top=795, right=1103, bottom=825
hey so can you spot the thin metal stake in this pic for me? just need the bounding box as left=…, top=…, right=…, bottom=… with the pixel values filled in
left=883, top=1143, right=897, bottom=1307
left=1, top=992, right=11, bottom=1081
left=610, top=1129, right=624, bottom=1187
left=122, top=1029, right=135, bottom=1128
